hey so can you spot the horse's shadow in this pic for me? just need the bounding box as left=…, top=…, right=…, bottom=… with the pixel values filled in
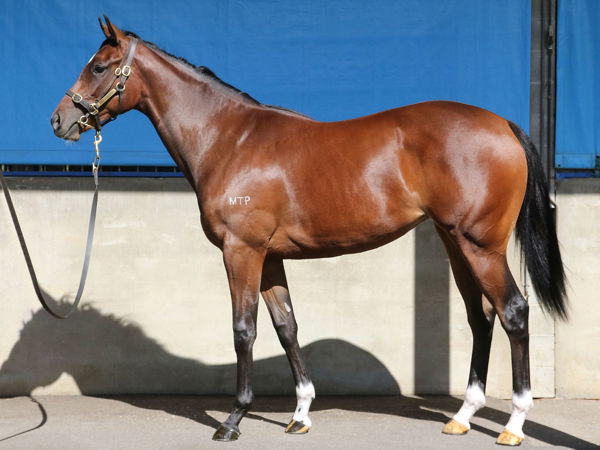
left=0, top=296, right=595, bottom=449
left=0, top=297, right=400, bottom=397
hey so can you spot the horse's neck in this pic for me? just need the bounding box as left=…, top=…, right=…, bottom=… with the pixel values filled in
left=135, top=47, right=254, bottom=184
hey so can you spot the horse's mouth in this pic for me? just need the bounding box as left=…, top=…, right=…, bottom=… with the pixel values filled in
left=55, top=122, right=82, bottom=142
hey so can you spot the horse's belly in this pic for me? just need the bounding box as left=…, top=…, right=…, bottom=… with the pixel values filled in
left=269, top=207, right=427, bottom=259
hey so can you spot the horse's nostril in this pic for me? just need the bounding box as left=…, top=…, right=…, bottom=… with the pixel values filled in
left=51, top=113, right=61, bottom=131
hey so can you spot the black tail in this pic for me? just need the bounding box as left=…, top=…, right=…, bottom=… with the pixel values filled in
left=508, top=121, right=567, bottom=319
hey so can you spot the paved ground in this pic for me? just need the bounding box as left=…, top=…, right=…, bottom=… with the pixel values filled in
left=0, top=395, right=598, bottom=449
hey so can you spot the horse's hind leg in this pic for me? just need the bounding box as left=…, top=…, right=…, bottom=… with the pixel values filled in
left=449, top=232, right=532, bottom=446
left=436, top=226, right=497, bottom=436
left=260, top=257, right=315, bottom=434
left=492, top=269, right=532, bottom=446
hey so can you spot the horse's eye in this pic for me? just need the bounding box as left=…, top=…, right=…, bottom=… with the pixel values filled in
left=93, top=65, right=107, bottom=74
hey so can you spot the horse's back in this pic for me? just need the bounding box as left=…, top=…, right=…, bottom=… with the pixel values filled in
left=205, top=101, right=527, bottom=258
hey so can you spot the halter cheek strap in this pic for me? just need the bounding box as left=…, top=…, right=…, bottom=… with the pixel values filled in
left=66, top=37, right=137, bottom=132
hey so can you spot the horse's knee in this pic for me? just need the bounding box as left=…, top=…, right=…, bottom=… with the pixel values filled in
left=233, top=319, right=257, bottom=352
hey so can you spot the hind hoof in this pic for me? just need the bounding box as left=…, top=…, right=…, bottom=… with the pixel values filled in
left=212, top=424, right=240, bottom=441
left=285, top=419, right=310, bottom=434
left=442, top=419, right=469, bottom=435
left=496, top=429, right=524, bottom=446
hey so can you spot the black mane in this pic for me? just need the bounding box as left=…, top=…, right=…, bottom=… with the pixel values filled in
left=103, top=31, right=310, bottom=118
left=122, top=31, right=261, bottom=105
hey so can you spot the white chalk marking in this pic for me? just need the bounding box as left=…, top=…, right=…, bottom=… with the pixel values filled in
left=228, top=196, right=251, bottom=206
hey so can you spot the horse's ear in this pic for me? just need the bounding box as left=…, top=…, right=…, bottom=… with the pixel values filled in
left=98, top=15, right=123, bottom=44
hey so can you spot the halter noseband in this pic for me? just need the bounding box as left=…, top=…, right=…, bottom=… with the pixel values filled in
left=66, top=37, right=138, bottom=132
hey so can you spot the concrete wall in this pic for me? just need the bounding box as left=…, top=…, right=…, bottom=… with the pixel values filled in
left=555, top=179, right=600, bottom=399
left=0, top=177, right=596, bottom=398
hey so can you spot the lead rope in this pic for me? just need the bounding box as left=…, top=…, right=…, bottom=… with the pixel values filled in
left=0, top=133, right=101, bottom=319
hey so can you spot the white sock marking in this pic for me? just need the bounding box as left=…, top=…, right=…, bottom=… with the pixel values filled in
left=504, top=390, right=533, bottom=438
left=453, top=382, right=486, bottom=429
left=292, top=382, right=315, bottom=426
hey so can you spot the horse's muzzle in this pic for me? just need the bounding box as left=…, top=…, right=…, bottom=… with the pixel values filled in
left=50, top=111, right=81, bottom=141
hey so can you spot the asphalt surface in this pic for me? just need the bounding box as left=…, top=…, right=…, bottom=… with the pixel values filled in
left=0, top=395, right=598, bottom=449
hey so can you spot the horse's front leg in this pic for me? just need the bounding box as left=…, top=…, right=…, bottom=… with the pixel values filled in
left=260, top=257, right=315, bottom=434
left=212, top=238, right=266, bottom=442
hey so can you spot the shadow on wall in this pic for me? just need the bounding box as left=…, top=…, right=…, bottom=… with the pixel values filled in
left=0, top=295, right=400, bottom=397
left=414, top=221, right=450, bottom=394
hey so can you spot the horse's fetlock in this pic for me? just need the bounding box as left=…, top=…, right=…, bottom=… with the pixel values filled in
left=235, top=391, right=254, bottom=410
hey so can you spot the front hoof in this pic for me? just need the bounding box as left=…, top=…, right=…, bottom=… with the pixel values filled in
left=442, top=419, right=469, bottom=435
left=496, top=429, right=524, bottom=446
left=212, top=424, right=241, bottom=441
left=285, top=419, right=310, bottom=434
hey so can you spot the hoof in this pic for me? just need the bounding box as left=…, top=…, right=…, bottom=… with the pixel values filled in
left=496, top=429, right=524, bottom=446
left=212, top=424, right=241, bottom=442
left=285, top=419, right=310, bottom=434
left=442, top=419, right=469, bottom=435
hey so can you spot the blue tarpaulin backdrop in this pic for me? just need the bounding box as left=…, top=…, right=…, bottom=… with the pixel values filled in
left=1, top=0, right=530, bottom=167
left=556, top=0, right=600, bottom=170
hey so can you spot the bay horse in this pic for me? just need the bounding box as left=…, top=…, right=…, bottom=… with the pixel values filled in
left=51, top=17, right=566, bottom=445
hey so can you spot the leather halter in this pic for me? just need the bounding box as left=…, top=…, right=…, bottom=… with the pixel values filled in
left=0, top=39, right=139, bottom=319
left=66, top=38, right=138, bottom=132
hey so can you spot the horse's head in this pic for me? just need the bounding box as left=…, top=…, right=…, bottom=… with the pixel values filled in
left=0, top=295, right=190, bottom=396
left=51, top=16, right=141, bottom=141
